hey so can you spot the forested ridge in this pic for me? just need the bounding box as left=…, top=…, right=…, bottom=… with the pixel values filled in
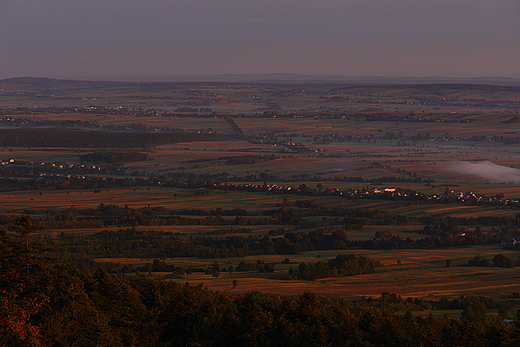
left=2, top=222, right=520, bottom=347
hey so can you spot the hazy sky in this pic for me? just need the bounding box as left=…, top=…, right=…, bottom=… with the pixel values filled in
left=1, top=0, right=519, bottom=80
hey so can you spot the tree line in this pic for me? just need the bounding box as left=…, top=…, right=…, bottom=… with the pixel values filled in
left=468, top=253, right=520, bottom=268
left=0, top=128, right=228, bottom=148
left=43, top=226, right=503, bottom=266
left=289, top=254, right=378, bottom=281
left=79, top=151, right=149, bottom=163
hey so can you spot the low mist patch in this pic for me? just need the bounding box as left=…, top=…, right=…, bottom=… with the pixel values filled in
left=445, top=161, right=520, bottom=184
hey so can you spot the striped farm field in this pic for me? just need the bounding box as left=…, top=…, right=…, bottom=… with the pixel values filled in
left=0, top=187, right=290, bottom=214
left=3, top=81, right=520, bottom=306
left=118, top=244, right=520, bottom=300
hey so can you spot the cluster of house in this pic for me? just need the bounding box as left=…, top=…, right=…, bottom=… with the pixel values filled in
left=1, top=157, right=518, bottom=209
left=210, top=182, right=519, bottom=208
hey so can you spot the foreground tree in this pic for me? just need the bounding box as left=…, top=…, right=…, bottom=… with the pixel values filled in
left=0, top=216, right=48, bottom=346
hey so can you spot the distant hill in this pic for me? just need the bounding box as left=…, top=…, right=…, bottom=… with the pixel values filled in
left=2, top=75, right=520, bottom=86
left=71, top=73, right=520, bottom=85
left=0, top=77, right=130, bottom=90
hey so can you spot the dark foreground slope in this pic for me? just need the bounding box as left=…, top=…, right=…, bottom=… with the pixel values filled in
left=2, top=226, right=519, bottom=347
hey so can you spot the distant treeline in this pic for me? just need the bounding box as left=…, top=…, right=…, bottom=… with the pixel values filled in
left=224, top=154, right=279, bottom=165
left=187, top=154, right=283, bottom=165
left=0, top=197, right=515, bottom=237
left=289, top=254, right=378, bottom=281
left=16, top=204, right=249, bottom=229
left=468, top=253, right=520, bottom=268
left=503, top=137, right=520, bottom=144
left=0, top=128, right=228, bottom=148
left=79, top=151, right=149, bottom=163
left=9, top=200, right=512, bottom=231
left=46, top=226, right=502, bottom=263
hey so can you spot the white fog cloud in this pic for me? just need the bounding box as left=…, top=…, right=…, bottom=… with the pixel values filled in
left=445, top=161, right=520, bottom=183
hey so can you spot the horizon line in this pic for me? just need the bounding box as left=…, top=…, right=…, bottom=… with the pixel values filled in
left=2, top=74, right=520, bottom=86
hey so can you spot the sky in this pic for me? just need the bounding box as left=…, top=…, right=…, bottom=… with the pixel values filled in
left=1, top=0, right=519, bottom=80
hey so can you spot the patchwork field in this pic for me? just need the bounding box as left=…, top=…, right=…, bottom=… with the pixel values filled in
left=1, top=79, right=520, bottom=303
left=97, top=244, right=520, bottom=300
